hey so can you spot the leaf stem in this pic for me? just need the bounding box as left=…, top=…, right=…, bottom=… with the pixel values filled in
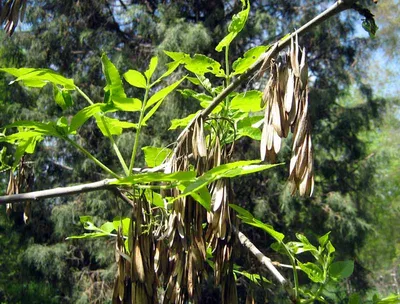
left=283, top=245, right=300, bottom=301
left=76, top=85, right=129, bottom=176
left=128, top=86, right=149, bottom=175
left=225, top=45, right=230, bottom=87
left=75, top=86, right=94, bottom=105
left=100, top=116, right=130, bottom=176
left=66, top=137, right=121, bottom=179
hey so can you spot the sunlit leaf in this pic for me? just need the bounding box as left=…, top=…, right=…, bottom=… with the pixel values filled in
left=112, top=217, right=131, bottom=235
left=111, top=171, right=196, bottom=185
left=169, top=111, right=200, bottom=130
left=232, top=45, right=269, bottom=75
left=230, top=90, right=263, bottom=112
left=142, top=146, right=172, bottom=167
left=236, top=116, right=262, bottom=141
left=124, top=69, right=147, bottom=88
left=215, top=0, right=250, bottom=52
left=0, top=67, right=75, bottom=89
left=146, top=77, right=185, bottom=109
left=229, top=203, right=254, bottom=219
left=318, top=232, right=331, bottom=247
left=111, top=96, right=142, bottom=112
left=178, top=89, right=213, bottom=102
left=233, top=268, right=271, bottom=285
left=145, top=190, right=164, bottom=208
left=229, top=204, right=285, bottom=242
left=54, top=85, right=73, bottom=110
left=95, top=114, right=137, bottom=136
left=13, top=136, right=42, bottom=168
left=182, top=161, right=281, bottom=196
left=100, top=222, right=116, bottom=234
left=189, top=186, right=211, bottom=211
left=69, top=104, right=104, bottom=132
left=66, top=232, right=111, bottom=240
left=375, top=294, right=400, bottom=303
left=298, top=261, right=325, bottom=283
left=5, top=121, right=61, bottom=137
left=144, top=56, right=158, bottom=81
left=101, top=54, right=126, bottom=99
left=164, top=51, right=189, bottom=62
left=183, top=54, right=225, bottom=77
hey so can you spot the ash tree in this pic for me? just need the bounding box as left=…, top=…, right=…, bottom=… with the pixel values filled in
left=1, top=1, right=397, bottom=304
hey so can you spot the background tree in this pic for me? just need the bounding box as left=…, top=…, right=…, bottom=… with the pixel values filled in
left=0, top=0, right=398, bottom=303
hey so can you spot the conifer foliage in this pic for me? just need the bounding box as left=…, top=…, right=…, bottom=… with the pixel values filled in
left=1, top=1, right=397, bottom=304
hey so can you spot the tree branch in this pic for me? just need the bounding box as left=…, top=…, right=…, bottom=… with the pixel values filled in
left=234, top=227, right=287, bottom=285
left=0, top=179, right=116, bottom=204
left=1, top=1, right=359, bottom=205
left=172, top=0, right=355, bottom=154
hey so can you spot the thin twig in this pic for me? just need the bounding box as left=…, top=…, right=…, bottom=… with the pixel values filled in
left=234, top=227, right=287, bottom=285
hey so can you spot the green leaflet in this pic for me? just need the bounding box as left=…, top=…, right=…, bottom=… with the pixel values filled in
left=215, top=0, right=250, bottom=52
left=66, top=216, right=129, bottom=240
left=54, top=85, right=73, bottom=110
left=236, top=116, right=263, bottom=141
left=176, top=182, right=211, bottom=211
left=142, top=146, right=172, bottom=168
left=230, top=90, right=263, bottom=112
left=180, top=160, right=281, bottom=199
left=374, top=294, right=400, bottom=303
left=233, top=268, right=271, bottom=285
left=169, top=111, right=201, bottom=130
left=229, top=203, right=285, bottom=242
left=101, top=54, right=127, bottom=100
left=329, top=260, right=354, bottom=281
left=183, top=54, right=225, bottom=77
left=297, top=261, right=325, bottom=283
left=164, top=51, right=225, bottom=78
left=178, top=89, right=213, bottom=103
left=124, top=69, right=147, bottom=88
left=0, top=147, right=11, bottom=172
left=0, top=67, right=75, bottom=89
left=94, top=113, right=137, bottom=137
left=151, top=61, right=182, bottom=87
left=318, top=231, right=331, bottom=247
left=144, top=56, right=158, bottom=81
left=13, top=136, right=42, bottom=168
left=0, top=131, right=45, bottom=143
left=1, top=121, right=65, bottom=167
left=163, top=50, right=189, bottom=62
left=112, top=217, right=131, bottom=235
left=232, top=45, right=269, bottom=75
left=69, top=103, right=104, bottom=132
left=142, top=98, right=162, bottom=125
left=146, top=77, right=185, bottom=109
left=5, top=121, right=62, bottom=137
left=111, top=171, right=196, bottom=186
left=145, top=190, right=164, bottom=208
left=111, top=96, right=142, bottom=112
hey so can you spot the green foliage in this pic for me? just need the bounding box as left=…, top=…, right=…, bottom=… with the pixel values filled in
left=0, top=1, right=396, bottom=303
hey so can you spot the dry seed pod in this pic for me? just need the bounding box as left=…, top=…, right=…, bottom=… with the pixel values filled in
left=0, top=0, right=27, bottom=36
left=259, top=36, right=314, bottom=196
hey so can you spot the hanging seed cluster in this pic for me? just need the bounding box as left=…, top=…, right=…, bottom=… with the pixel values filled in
left=0, top=0, right=27, bottom=36
left=159, top=116, right=237, bottom=304
left=260, top=35, right=314, bottom=196
left=112, top=118, right=238, bottom=304
left=6, top=157, right=33, bottom=223
left=113, top=196, right=157, bottom=304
